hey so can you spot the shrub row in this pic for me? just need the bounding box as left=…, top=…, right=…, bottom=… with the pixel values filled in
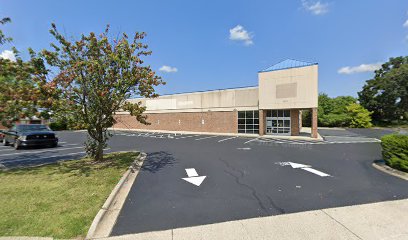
left=381, top=134, right=408, bottom=173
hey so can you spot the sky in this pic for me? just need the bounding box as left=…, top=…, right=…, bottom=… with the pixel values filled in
left=1, top=0, right=408, bottom=97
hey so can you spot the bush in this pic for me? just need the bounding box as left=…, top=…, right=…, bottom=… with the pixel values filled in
left=49, top=121, right=68, bottom=131
left=381, top=134, right=408, bottom=172
left=346, top=103, right=373, bottom=128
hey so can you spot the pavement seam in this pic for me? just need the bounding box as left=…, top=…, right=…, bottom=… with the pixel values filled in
left=321, top=209, right=363, bottom=240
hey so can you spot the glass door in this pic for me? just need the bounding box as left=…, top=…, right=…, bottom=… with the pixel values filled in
left=265, top=110, right=291, bottom=135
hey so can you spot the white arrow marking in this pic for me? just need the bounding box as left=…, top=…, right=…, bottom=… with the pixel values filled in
left=182, top=168, right=206, bottom=186
left=302, top=167, right=330, bottom=177
left=277, top=162, right=331, bottom=177
left=288, top=162, right=311, bottom=169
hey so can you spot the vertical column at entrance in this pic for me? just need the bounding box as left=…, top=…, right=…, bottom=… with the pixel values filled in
left=259, top=110, right=265, bottom=136
left=290, top=109, right=300, bottom=136
left=311, top=107, right=318, bottom=138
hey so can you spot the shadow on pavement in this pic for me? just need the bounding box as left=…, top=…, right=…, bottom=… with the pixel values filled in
left=142, top=151, right=176, bottom=173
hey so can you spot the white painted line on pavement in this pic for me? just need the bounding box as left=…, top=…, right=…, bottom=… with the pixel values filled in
left=0, top=146, right=84, bottom=157
left=237, top=147, right=251, bottom=150
left=175, top=135, right=200, bottom=139
left=244, top=138, right=259, bottom=144
left=276, top=162, right=331, bottom=177
left=195, top=135, right=219, bottom=141
left=218, top=136, right=237, bottom=142
left=302, top=167, right=331, bottom=177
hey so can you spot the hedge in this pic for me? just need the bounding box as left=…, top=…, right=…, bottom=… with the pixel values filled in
left=381, top=134, right=408, bottom=173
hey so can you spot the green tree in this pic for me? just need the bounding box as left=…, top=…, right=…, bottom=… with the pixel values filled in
left=0, top=18, right=53, bottom=128
left=0, top=17, right=12, bottom=45
left=40, top=24, right=164, bottom=161
left=317, top=93, right=356, bottom=127
left=358, top=57, right=408, bottom=123
left=346, top=103, right=373, bottom=128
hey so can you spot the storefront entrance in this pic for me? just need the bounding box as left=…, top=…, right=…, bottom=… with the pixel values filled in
left=265, top=110, right=291, bottom=135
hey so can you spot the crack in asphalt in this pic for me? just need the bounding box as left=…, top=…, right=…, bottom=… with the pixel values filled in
left=266, top=195, right=286, bottom=214
left=219, top=157, right=285, bottom=215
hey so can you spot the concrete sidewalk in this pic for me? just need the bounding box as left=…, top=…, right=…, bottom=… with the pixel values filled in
left=100, top=199, right=408, bottom=240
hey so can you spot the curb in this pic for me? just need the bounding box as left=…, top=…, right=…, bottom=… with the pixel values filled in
left=86, top=152, right=147, bottom=239
left=109, top=128, right=323, bottom=141
left=372, top=161, right=408, bottom=181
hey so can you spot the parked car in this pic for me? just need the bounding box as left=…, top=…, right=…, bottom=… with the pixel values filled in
left=0, top=129, right=5, bottom=142
left=2, top=124, right=58, bottom=150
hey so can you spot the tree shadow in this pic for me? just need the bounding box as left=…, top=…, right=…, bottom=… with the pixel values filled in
left=141, top=151, right=176, bottom=173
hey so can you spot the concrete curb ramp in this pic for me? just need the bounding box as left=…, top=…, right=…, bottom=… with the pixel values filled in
left=86, top=152, right=147, bottom=239
left=99, top=199, right=408, bottom=240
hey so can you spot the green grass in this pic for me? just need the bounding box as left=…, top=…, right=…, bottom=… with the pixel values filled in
left=0, top=151, right=139, bottom=239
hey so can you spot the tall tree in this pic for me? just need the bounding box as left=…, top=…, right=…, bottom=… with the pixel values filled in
left=0, top=17, right=12, bottom=45
left=41, top=24, right=164, bottom=161
left=0, top=18, right=52, bottom=128
left=358, top=57, right=408, bottom=123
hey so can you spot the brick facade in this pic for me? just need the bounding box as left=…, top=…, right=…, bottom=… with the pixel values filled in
left=311, top=107, right=318, bottom=138
left=114, top=111, right=238, bottom=133
left=290, top=109, right=300, bottom=136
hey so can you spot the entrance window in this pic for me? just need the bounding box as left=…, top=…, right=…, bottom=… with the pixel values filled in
left=238, top=110, right=259, bottom=134
left=266, top=110, right=291, bottom=135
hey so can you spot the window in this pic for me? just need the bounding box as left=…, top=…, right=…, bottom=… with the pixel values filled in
left=265, top=110, right=291, bottom=135
left=237, top=110, right=259, bottom=134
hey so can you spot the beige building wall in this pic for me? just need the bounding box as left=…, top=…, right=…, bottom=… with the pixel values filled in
left=124, top=87, right=259, bottom=113
left=258, top=65, right=318, bottom=110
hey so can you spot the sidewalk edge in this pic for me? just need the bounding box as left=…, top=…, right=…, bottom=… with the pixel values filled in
left=86, top=151, right=147, bottom=239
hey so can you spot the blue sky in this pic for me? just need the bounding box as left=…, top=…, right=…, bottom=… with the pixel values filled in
left=1, top=0, right=408, bottom=97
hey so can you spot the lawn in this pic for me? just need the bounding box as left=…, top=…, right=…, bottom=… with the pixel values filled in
left=0, top=151, right=139, bottom=239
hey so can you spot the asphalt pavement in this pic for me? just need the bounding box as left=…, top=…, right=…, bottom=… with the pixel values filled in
left=1, top=128, right=407, bottom=237
left=109, top=129, right=408, bottom=236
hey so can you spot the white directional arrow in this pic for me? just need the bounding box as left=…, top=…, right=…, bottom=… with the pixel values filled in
left=277, top=162, right=331, bottom=177
left=182, top=168, right=206, bottom=186
left=287, top=162, right=311, bottom=169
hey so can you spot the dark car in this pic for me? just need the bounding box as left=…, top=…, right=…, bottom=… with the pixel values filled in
left=2, top=124, right=58, bottom=150
left=0, top=129, right=4, bottom=142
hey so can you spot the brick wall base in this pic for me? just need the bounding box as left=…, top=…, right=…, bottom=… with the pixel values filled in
left=114, top=111, right=238, bottom=133
left=290, top=109, right=300, bottom=136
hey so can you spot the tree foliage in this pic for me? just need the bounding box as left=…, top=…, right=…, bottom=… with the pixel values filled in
left=0, top=18, right=53, bottom=128
left=40, top=24, right=164, bottom=161
left=346, top=103, right=373, bottom=128
left=317, top=93, right=356, bottom=127
left=0, top=17, right=12, bottom=45
left=303, top=93, right=373, bottom=128
left=358, top=57, right=408, bottom=123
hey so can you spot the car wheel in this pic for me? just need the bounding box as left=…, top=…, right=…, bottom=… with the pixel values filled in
left=51, top=143, right=58, bottom=148
left=14, top=140, right=21, bottom=150
left=2, top=139, right=8, bottom=146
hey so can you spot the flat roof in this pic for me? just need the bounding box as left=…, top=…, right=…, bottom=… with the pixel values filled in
left=129, top=85, right=258, bottom=99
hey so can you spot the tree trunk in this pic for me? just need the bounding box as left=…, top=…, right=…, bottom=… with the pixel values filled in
left=95, top=140, right=104, bottom=161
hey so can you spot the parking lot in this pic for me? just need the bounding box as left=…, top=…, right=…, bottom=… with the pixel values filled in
left=1, top=128, right=407, bottom=236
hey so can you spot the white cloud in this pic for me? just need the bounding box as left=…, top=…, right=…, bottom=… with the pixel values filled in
left=159, top=65, right=178, bottom=73
left=229, top=25, right=253, bottom=46
left=302, top=0, right=329, bottom=15
left=403, top=19, right=408, bottom=28
left=0, top=50, right=16, bottom=61
left=338, top=63, right=383, bottom=74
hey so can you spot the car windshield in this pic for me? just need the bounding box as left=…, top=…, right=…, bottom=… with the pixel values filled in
left=16, top=125, right=51, bottom=132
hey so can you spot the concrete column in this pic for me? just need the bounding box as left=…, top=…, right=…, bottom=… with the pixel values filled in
left=299, top=110, right=303, bottom=130
left=290, top=109, right=300, bottom=136
left=259, top=110, right=265, bottom=136
left=311, top=107, right=318, bottom=138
